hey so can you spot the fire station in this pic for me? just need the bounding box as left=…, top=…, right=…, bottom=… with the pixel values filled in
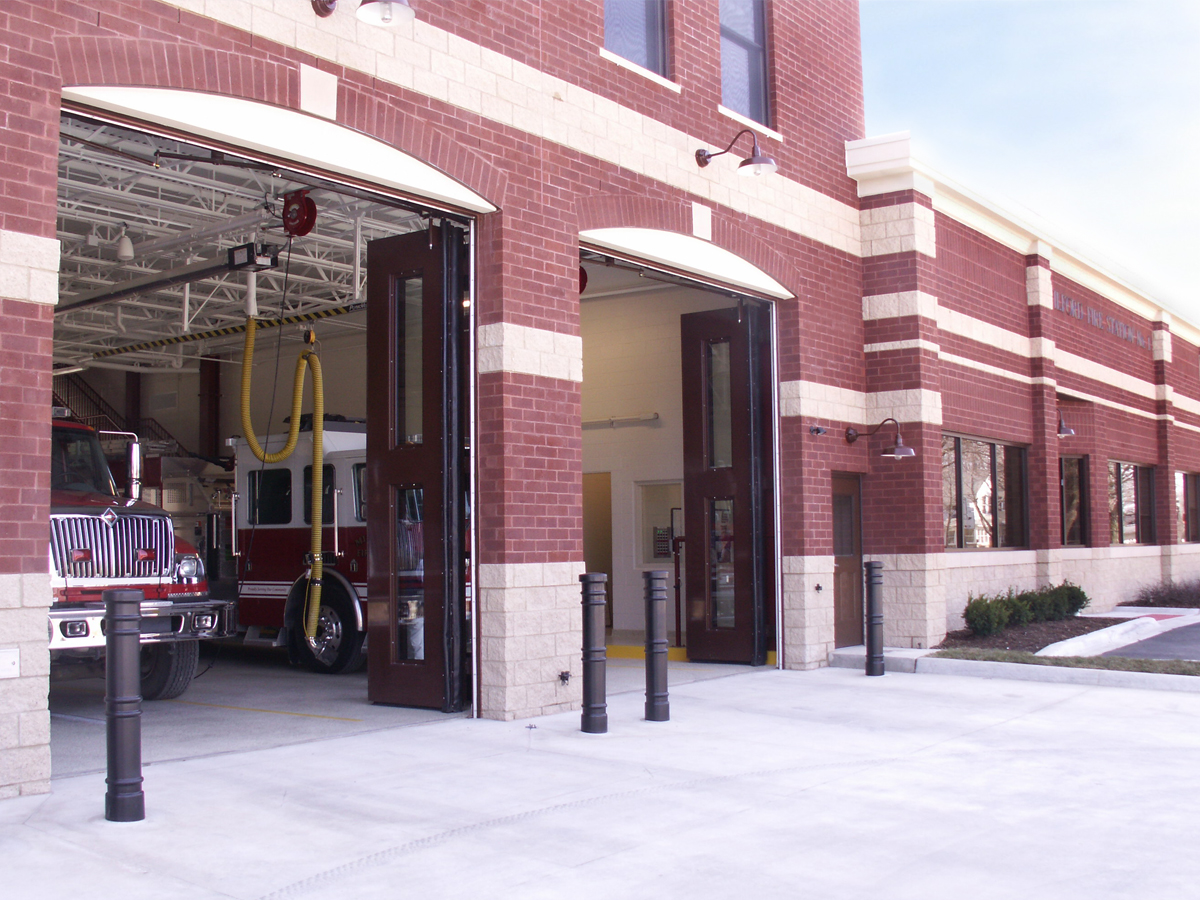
left=3, top=0, right=1199, bottom=799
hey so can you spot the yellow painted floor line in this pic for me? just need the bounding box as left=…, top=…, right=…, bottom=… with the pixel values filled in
left=166, top=699, right=364, bottom=722
left=607, top=645, right=690, bottom=661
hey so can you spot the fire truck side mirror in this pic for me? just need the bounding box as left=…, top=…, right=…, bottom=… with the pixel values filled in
left=126, top=440, right=142, bottom=501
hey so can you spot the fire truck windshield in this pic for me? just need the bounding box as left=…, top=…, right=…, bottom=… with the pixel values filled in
left=51, top=426, right=118, bottom=496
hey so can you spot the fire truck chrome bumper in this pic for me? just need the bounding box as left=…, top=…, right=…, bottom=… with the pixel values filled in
left=49, top=598, right=236, bottom=650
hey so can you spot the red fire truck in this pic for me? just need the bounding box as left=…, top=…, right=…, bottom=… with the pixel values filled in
left=49, top=411, right=234, bottom=699
left=232, top=420, right=376, bottom=674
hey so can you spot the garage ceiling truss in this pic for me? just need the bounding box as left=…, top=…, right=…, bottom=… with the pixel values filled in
left=55, top=114, right=425, bottom=370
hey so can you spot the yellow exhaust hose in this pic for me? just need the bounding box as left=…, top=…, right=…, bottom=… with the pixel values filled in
left=240, top=316, right=325, bottom=647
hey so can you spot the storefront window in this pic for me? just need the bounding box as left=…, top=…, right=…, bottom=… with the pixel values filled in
left=942, top=435, right=1027, bottom=549
left=1061, top=457, right=1086, bottom=546
left=1109, top=461, right=1154, bottom=544
left=1176, top=471, right=1199, bottom=543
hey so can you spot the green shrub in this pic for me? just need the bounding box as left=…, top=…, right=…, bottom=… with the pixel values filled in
left=1053, top=582, right=1089, bottom=617
left=1005, top=592, right=1034, bottom=627
left=964, top=594, right=1010, bottom=637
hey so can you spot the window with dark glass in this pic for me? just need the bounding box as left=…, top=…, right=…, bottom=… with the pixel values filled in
left=1109, top=461, right=1155, bottom=544
left=605, top=0, right=668, bottom=77
left=248, top=469, right=291, bottom=525
left=720, top=0, right=769, bottom=125
left=1061, top=457, right=1087, bottom=546
left=1177, top=472, right=1200, bottom=543
left=942, top=435, right=1027, bottom=549
left=353, top=462, right=367, bottom=522
left=303, top=464, right=336, bottom=525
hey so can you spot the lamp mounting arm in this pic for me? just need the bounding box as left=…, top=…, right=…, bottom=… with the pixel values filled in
left=696, top=129, right=761, bottom=168
left=845, top=417, right=901, bottom=444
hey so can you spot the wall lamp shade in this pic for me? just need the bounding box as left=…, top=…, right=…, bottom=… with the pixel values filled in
left=1057, top=413, right=1075, bottom=438
left=311, top=0, right=414, bottom=25
left=845, top=418, right=916, bottom=459
left=696, top=129, right=778, bottom=177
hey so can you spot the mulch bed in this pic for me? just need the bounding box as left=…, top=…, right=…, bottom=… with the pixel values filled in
left=935, top=617, right=1127, bottom=653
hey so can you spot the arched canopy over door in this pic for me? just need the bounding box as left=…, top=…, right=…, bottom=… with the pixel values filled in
left=579, top=228, right=792, bottom=300
left=61, top=86, right=496, bottom=215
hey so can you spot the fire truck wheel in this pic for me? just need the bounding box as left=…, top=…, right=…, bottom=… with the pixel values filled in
left=289, top=583, right=366, bottom=675
left=140, top=639, right=199, bottom=701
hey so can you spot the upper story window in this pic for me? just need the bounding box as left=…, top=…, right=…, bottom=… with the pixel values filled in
left=1061, top=457, right=1087, bottom=546
left=720, top=0, right=769, bottom=125
left=604, top=0, right=668, bottom=78
left=1109, top=462, right=1154, bottom=544
left=942, top=435, right=1028, bottom=549
left=1176, top=471, right=1199, bottom=543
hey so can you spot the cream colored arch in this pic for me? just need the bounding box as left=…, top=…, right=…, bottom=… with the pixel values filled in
left=62, top=86, right=496, bottom=215
left=579, top=227, right=793, bottom=299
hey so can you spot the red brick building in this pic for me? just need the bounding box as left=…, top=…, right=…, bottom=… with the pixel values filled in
left=2, top=0, right=1196, bottom=798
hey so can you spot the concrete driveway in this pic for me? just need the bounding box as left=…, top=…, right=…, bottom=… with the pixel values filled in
left=7, top=665, right=1200, bottom=899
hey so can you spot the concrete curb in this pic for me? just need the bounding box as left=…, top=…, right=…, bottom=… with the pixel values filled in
left=915, top=656, right=1200, bottom=692
left=1037, top=612, right=1200, bottom=657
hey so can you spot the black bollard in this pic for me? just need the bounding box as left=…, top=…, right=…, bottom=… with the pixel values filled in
left=643, top=570, right=670, bottom=722
left=865, top=561, right=884, bottom=677
left=105, top=589, right=145, bottom=821
left=580, top=573, right=608, bottom=734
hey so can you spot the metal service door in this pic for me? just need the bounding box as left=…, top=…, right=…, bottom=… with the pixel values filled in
left=366, top=223, right=469, bottom=710
left=832, top=474, right=863, bottom=648
left=680, top=303, right=773, bottom=664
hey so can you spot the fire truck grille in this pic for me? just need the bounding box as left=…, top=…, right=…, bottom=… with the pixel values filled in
left=50, top=514, right=173, bottom=579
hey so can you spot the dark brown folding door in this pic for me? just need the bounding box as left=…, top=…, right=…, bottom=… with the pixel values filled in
left=680, top=303, right=772, bottom=664
left=365, top=224, right=468, bottom=710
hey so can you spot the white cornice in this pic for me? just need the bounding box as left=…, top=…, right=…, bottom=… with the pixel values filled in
left=846, top=132, right=1200, bottom=346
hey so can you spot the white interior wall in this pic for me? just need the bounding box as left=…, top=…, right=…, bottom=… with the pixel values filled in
left=581, top=286, right=733, bottom=634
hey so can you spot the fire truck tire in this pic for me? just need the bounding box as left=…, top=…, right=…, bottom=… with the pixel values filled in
left=140, top=639, right=199, bottom=701
left=289, top=582, right=366, bottom=675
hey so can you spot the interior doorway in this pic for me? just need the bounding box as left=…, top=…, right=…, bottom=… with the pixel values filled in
left=582, top=472, right=615, bottom=627
left=580, top=255, right=777, bottom=664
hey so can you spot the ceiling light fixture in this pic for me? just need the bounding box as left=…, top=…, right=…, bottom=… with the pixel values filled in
left=115, top=224, right=134, bottom=262
left=845, top=418, right=917, bottom=459
left=695, top=129, right=778, bottom=177
left=311, top=0, right=415, bottom=25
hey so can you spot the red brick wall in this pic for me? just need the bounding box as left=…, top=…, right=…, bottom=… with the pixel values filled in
left=934, top=214, right=1027, bottom=334
left=0, top=300, right=53, bottom=573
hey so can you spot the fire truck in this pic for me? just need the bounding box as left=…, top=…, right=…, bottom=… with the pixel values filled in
left=232, top=419, right=375, bottom=674
left=49, top=411, right=234, bottom=699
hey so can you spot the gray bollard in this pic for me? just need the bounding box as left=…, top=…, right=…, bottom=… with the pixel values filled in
left=580, top=573, right=608, bottom=734
left=643, top=570, right=670, bottom=722
left=865, top=561, right=884, bottom=677
left=104, top=589, right=145, bottom=821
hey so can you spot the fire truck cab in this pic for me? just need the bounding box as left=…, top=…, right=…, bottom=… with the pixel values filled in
left=233, top=420, right=371, bottom=674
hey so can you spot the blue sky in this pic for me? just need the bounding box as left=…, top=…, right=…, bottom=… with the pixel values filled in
left=860, top=0, right=1200, bottom=321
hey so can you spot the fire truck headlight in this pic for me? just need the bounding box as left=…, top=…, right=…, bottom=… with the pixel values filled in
left=175, top=554, right=205, bottom=582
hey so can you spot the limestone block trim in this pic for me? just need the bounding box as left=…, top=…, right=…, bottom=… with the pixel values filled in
left=0, top=230, right=61, bottom=306
left=859, top=202, right=936, bottom=258
left=477, top=561, right=586, bottom=721
left=780, top=555, right=835, bottom=670
left=864, top=339, right=940, bottom=355
left=477, top=322, right=583, bottom=383
left=158, top=0, right=863, bottom=258
left=936, top=305, right=1032, bottom=359
left=780, top=381, right=942, bottom=426
left=862, top=290, right=938, bottom=322
left=1026, top=263, right=1053, bottom=308
left=1154, top=328, right=1173, bottom=363
left=0, top=573, right=52, bottom=798
left=863, top=552, right=946, bottom=650
left=1054, top=346, right=1155, bottom=401
left=939, top=352, right=1033, bottom=386
left=597, top=47, right=682, bottom=94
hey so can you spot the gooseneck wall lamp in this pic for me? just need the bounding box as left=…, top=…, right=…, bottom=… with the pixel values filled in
left=695, top=129, right=778, bottom=177
left=845, top=418, right=916, bottom=459
left=1057, top=412, right=1075, bottom=438
left=312, top=0, right=414, bottom=25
